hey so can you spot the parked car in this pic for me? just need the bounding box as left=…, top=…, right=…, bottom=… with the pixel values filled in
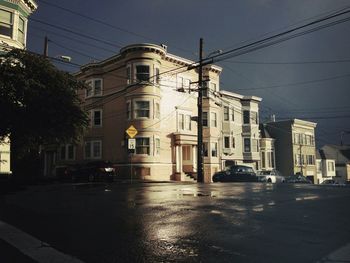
left=212, top=165, right=258, bottom=182
left=284, top=175, right=312, bottom=184
left=257, top=170, right=285, bottom=183
left=61, top=161, right=116, bottom=182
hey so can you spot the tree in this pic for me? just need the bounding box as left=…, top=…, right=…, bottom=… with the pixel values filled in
left=0, top=49, right=88, bottom=177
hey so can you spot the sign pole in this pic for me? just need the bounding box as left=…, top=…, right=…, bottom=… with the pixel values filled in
left=126, top=125, right=138, bottom=184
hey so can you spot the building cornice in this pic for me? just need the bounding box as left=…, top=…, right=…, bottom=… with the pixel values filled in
left=77, top=43, right=222, bottom=75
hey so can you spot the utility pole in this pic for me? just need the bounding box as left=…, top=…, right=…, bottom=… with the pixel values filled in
left=197, top=38, right=204, bottom=183
left=44, top=36, right=49, bottom=57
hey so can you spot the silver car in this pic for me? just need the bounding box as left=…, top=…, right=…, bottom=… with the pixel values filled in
left=257, top=170, right=285, bottom=183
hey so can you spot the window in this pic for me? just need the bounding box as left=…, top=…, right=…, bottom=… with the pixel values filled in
left=86, top=79, right=103, bottom=97
left=18, top=17, right=25, bottom=44
left=232, top=137, right=235, bottom=148
left=261, top=152, right=266, bottom=168
left=126, top=66, right=131, bottom=84
left=267, top=152, right=271, bottom=167
left=136, top=138, right=150, bottom=155
left=136, top=65, right=150, bottom=82
left=0, top=9, right=13, bottom=37
left=293, top=133, right=300, bottom=144
left=211, top=112, right=217, bottom=127
left=251, top=112, right=258, bottom=124
left=307, top=155, right=315, bottom=165
left=244, top=138, right=251, bottom=152
left=126, top=102, right=131, bottom=120
left=328, top=162, right=334, bottom=172
left=224, top=106, right=229, bottom=121
left=243, top=111, right=250, bottom=124
left=182, top=146, right=191, bottom=161
left=295, top=154, right=302, bottom=166
left=231, top=108, right=235, bottom=121
left=155, top=102, right=160, bottom=119
left=210, top=83, right=217, bottom=92
left=184, top=79, right=190, bottom=90
left=202, top=112, right=208, bottom=127
left=211, top=142, right=218, bottom=157
left=224, top=136, right=230, bottom=148
left=59, top=144, right=75, bottom=160
left=91, top=109, right=102, bottom=127
left=179, top=113, right=184, bottom=130
left=155, top=138, right=160, bottom=155
left=185, top=115, right=191, bottom=130
left=155, top=67, right=160, bottom=84
left=202, top=81, right=208, bottom=97
left=271, top=152, right=275, bottom=168
left=203, top=142, right=208, bottom=157
left=135, top=101, right=150, bottom=118
left=84, top=140, right=102, bottom=159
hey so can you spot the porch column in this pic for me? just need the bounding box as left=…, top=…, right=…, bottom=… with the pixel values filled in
left=192, top=145, right=197, bottom=172
left=176, top=145, right=182, bottom=173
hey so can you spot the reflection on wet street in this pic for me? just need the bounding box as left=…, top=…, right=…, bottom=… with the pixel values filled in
left=1, top=182, right=350, bottom=263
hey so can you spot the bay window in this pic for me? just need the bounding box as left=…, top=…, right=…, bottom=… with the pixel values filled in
left=134, top=101, right=150, bottom=118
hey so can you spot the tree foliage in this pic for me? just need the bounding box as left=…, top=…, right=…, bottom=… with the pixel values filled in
left=0, top=49, right=88, bottom=153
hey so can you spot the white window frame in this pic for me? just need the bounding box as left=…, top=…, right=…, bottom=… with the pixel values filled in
left=18, top=16, right=26, bottom=44
left=224, top=106, right=229, bottom=121
left=126, top=65, right=131, bottom=84
left=126, top=101, right=131, bottom=120
left=155, top=137, right=160, bottom=156
left=84, top=140, right=102, bottom=159
left=202, top=112, right=208, bottom=127
left=59, top=144, right=75, bottom=161
left=136, top=137, right=150, bottom=155
left=0, top=8, right=13, bottom=38
left=134, top=64, right=150, bottom=82
left=85, top=78, right=103, bottom=98
left=211, top=142, right=218, bottom=157
left=134, top=100, right=150, bottom=119
left=154, top=102, right=160, bottom=119
left=244, top=138, right=251, bottom=153
left=210, top=112, right=217, bottom=127
left=224, top=136, right=230, bottom=149
left=91, top=109, right=102, bottom=127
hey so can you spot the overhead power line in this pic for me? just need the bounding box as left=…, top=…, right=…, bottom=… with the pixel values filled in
left=29, top=18, right=123, bottom=48
left=204, top=8, right=350, bottom=66
left=35, top=0, right=196, bottom=56
left=223, top=59, right=350, bottom=65
left=235, top=72, right=350, bottom=91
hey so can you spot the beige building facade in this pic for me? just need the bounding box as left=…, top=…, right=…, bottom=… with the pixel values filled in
left=265, top=119, right=317, bottom=182
left=52, top=43, right=263, bottom=182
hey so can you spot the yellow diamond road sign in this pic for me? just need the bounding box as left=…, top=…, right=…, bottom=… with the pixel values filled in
left=126, top=125, right=138, bottom=138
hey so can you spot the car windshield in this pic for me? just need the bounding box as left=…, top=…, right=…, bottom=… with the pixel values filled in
left=258, top=171, right=271, bottom=175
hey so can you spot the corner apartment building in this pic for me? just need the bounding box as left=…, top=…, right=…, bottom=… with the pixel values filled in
left=265, top=119, right=317, bottom=182
left=54, top=43, right=262, bottom=182
left=316, top=149, right=336, bottom=184
left=0, top=0, right=37, bottom=176
left=320, top=145, right=350, bottom=183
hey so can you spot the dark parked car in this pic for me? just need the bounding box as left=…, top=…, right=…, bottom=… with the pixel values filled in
left=284, top=175, right=312, bottom=184
left=212, top=165, right=258, bottom=182
left=59, top=161, right=116, bottom=182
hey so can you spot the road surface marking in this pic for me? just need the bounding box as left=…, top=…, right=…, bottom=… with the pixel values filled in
left=0, top=220, right=84, bottom=263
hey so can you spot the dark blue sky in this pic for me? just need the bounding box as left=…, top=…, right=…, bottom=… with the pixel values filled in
left=27, top=0, right=350, bottom=146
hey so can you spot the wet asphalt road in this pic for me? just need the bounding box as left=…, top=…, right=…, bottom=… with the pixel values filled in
left=0, top=182, right=350, bottom=263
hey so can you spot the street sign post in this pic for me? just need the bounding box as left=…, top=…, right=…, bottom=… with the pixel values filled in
left=125, top=125, right=138, bottom=183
